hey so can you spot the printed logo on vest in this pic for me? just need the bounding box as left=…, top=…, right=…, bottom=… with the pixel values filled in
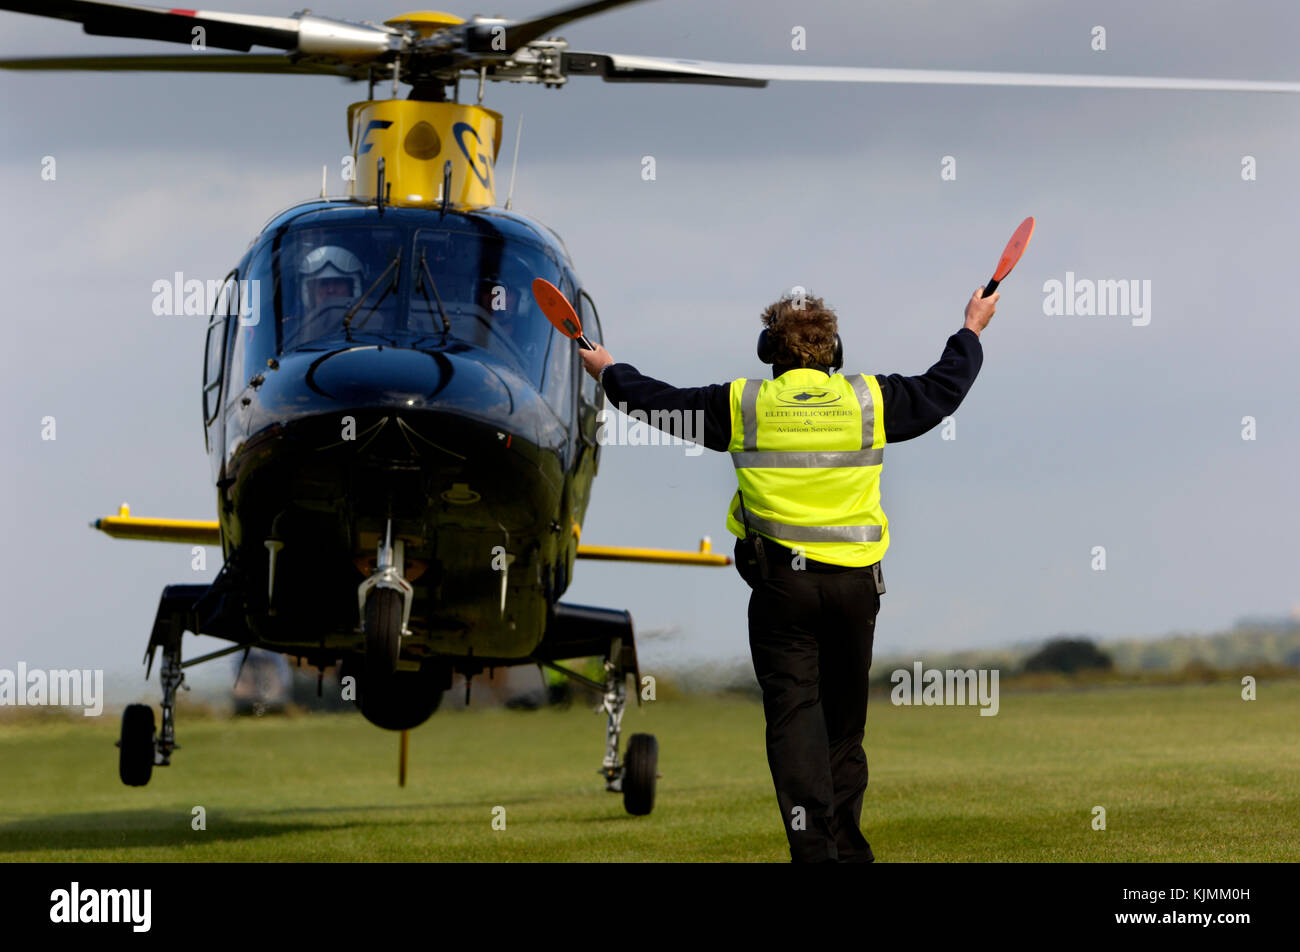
left=773, top=385, right=843, bottom=407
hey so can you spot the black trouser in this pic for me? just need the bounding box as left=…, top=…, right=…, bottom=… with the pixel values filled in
left=735, top=537, right=881, bottom=863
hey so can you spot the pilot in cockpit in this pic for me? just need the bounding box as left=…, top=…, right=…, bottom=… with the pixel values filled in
left=292, top=245, right=366, bottom=344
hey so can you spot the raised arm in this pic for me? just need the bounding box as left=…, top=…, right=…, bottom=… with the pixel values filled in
left=877, top=288, right=997, bottom=443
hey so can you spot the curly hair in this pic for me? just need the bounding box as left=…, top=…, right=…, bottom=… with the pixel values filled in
left=760, top=291, right=838, bottom=367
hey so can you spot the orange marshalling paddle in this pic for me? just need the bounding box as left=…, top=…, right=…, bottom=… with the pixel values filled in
left=983, top=216, right=1036, bottom=298
left=532, top=277, right=594, bottom=350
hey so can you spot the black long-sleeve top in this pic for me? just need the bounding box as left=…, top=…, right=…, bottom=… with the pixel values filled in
left=597, top=327, right=983, bottom=452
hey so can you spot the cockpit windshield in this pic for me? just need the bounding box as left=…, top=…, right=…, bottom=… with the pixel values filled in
left=411, top=228, right=561, bottom=385
left=261, top=220, right=566, bottom=386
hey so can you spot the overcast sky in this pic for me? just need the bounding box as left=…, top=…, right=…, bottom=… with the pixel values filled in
left=1, top=0, right=1297, bottom=694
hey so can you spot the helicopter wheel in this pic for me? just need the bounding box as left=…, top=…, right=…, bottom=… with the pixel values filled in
left=342, top=657, right=449, bottom=732
left=118, top=703, right=156, bottom=787
left=622, top=733, right=658, bottom=816
left=364, top=587, right=404, bottom=682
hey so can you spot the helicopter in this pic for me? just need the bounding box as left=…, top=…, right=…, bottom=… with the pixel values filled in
left=4, top=0, right=1297, bottom=817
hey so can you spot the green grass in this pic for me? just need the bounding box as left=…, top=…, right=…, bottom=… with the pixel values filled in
left=2, top=680, right=1297, bottom=862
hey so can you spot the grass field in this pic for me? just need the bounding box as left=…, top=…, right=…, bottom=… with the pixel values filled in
left=2, top=680, right=1297, bottom=862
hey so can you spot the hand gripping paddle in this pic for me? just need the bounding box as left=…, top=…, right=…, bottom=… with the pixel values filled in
left=531, top=277, right=594, bottom=350
left=982, top=216, right=1036, bottom=298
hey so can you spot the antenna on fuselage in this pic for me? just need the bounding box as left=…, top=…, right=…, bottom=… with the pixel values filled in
left=504, top=114, right=523, bottom=211
left=320, top=165, right=327, bottom=199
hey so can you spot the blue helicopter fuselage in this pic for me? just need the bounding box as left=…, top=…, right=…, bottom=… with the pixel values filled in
left=201, top=199, right=604, bottom=664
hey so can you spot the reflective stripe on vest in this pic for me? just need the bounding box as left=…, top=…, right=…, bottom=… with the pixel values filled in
left=730, top=501, right=884, bottom=543
left=731, top=447, right=883, bottom=468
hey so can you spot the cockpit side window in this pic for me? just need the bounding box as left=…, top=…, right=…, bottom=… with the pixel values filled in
left=202, top=272, right=234, bottom=427
left=577, top=288, right=604, bottom=409
left=228, top=246, right=277, bottom=400
left=541, top=272, right=578, bottom=417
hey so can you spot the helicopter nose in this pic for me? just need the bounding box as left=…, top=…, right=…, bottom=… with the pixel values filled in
left=246, top=343, right=546, bottom=455
left=307, top=345, right=525, bottom=424
left=229, top=342, right=565, bottom=540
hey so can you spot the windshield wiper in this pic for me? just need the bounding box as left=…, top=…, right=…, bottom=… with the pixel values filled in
left=415, top=248, right=452, bottom=338
left=342, top=250, right=401, bottom=337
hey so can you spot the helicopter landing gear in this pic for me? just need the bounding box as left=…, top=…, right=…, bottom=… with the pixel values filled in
left=596, top=636, right=659, bottom=816
left=357, top=519, right=413, bottom=682
left=118, top=630, right=187, bottom=787
left=536, top=604, right=657, bottom=816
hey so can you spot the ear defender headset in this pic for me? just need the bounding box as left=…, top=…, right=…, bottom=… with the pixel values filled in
left=757, top=326, right=844, bottom=372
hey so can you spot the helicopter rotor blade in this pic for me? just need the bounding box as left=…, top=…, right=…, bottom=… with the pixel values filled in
left=562, top=52, right=764, bottom=87
left=0, top=1, right=399, bottom=59
left=467, top=0, right=649, bottom=55
left=0, top=52, right=367, bottom=77
left=6, top=2, right=1295, bottom=96
left=561, top=52, right=1300, bottom=94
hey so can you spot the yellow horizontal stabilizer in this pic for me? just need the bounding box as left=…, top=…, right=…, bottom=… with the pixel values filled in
left=91, top=507, right=732, bottom=567
left=91, top=504, right=219, bottom=545
left=577, top=537, right=731, bottom=567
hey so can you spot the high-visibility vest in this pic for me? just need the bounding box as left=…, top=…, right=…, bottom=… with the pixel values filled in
left=724, top=368, right=889, bottom=567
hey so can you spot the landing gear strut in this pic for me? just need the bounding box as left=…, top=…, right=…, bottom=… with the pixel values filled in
left=357, top=519, right=414, bottom=682
left=598, top=646, right=628, bottom=792
left=157, top=641, right=185, bottom=766
left=597, top=641, right=659, bottom=816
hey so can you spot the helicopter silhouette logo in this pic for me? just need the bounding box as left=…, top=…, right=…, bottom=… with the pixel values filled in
left=774, top=386, right=842, bottom=407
